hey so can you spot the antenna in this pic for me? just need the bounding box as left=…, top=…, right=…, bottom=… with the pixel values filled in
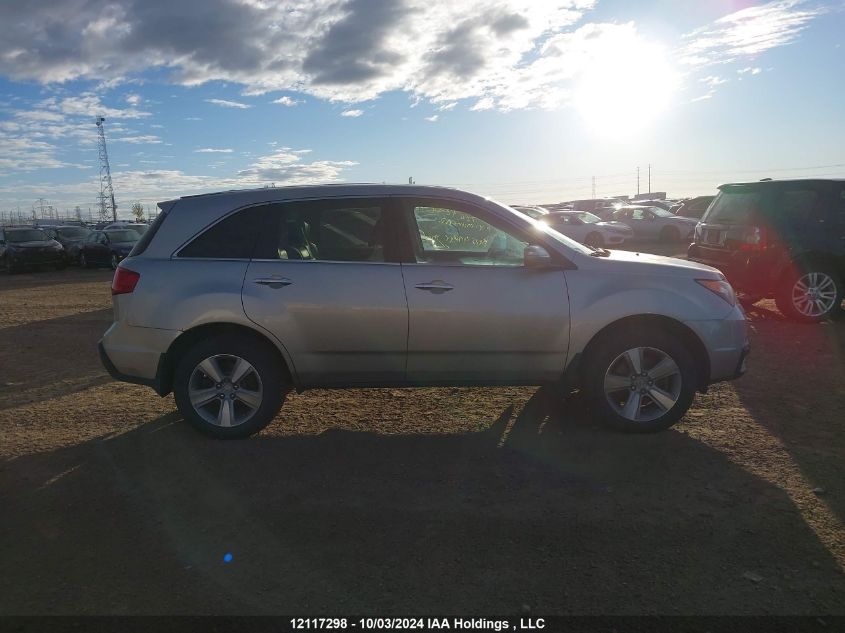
left=95, top=116, right=117, bottom=222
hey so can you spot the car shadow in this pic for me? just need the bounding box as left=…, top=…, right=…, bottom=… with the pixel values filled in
left=733, top=311, right=845, bottom=526
left=0, top=267, right=112, bottom=290
left=0, top=308, right=113, bottom=411
left=1, top=389, right=842, bottom=615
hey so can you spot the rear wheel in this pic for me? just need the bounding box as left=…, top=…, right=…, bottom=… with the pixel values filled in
left=79, top=252, right=90, bottom=269
left=173, top=334, right=288, bottom=439
left=775, top=266, right=842, bottom=323
left=4, top=257, right=17, bottom=274
left=584, top=232, right=604, bottom=248
left=583, top=328, right=697, bottom=433
left=659, top=226, right=680, bottom=242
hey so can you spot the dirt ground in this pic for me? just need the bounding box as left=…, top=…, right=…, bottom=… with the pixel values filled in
left=1, top=250, right=844, bottom=615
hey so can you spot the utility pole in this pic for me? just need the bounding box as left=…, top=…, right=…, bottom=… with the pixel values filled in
left=637, top=166, right=640, bottom=197
left=591, top=176, right=596, bottom=198
left=95, top=116, right=118, bottom=222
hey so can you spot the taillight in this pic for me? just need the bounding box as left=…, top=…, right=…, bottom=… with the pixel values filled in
left=111, top=266, right=140, bottom=295
left=738, top=226, right=767, bottom=252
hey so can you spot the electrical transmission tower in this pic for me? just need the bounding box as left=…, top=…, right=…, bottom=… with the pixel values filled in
left=95, top=116, right=117, bottom=222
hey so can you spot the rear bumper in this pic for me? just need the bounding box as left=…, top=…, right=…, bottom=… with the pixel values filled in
left=99, top=320, right=180, bottom=396
left=687, top=243, right=775, bottom=296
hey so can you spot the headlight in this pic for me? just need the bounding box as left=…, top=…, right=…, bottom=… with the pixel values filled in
left=696, top=278, right=736, bottom=306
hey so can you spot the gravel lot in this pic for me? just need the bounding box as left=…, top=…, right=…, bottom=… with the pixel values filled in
left=1, top=252, right=843, bottom=615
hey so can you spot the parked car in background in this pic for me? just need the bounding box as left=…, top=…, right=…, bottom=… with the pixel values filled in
left=611, top=206, right=697, bottom=242
left=79, top=229, right=141, bottom=270
left=42, top=225, right=92, bottom=263
left=0, top=226, right=65, bottom=273
left=688, top=179, right=845, bottom=322
left=99, top=184, right=748, bottom=439
left=632, top=199, right=674, bottom=211
left=510, top=205, right=550, bottom=220
left=541, top=211, right=633, bottom=247
left=104, top=222, right=149, bottom=235
left=673, top=196, right=715, bottom=219
left=570, top=198, right=625, bottom=215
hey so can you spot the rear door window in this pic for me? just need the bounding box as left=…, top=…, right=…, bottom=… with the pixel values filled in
left=253, top=198, right=397, bottom=262
left=777, top=188, right=821, bottom=228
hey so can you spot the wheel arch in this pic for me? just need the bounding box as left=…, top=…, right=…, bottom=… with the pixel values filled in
left=572, top=314, right=711, bottom=391
left=158, top=322, right=296, bottom=396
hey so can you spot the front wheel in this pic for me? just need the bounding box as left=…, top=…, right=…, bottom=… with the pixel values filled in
left=583, top=328, right=698, bottom=433
left=173, top=334, right=288, bottom=439
left=775, top=266, right=843, bottom=323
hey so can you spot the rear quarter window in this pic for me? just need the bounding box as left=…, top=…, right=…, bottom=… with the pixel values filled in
left=129, top=210, right=168, bottom=257
left=177, top=205, right=268, bottom=259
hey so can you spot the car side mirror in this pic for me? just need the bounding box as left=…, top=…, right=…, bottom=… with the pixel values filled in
left=524, top=244, right=553, bottom=268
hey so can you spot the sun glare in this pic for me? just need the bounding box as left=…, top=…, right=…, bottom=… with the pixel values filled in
left=574, top=33, right=679, bottom=138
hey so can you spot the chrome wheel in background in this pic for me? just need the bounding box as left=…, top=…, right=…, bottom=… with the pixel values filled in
left=791, top=272, right=837, bottom=318
left=188, top=354, right=264, bottom=428
left=603, top=346, right=682, bottom=423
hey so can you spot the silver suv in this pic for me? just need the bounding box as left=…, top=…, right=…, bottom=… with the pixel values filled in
left=99, top=185, right=749, bottom=438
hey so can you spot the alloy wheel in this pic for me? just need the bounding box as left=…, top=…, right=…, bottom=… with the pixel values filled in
left=791, top=272, right=837, bottom=318
left=603, top=346, right=682, bottom=422
left=188, top=354, right=264, bottom=428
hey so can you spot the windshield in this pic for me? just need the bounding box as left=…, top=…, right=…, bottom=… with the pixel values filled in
left=57, top=227, right=90, bottom=239
left=7, top=229, right=47, bottom=242
left=650, top=207, right=674, bottom=218
left=106, top=230, right=140, bottom=242
left=577, top=212, right=601, bottom=224
left=703, top=186, right=762, bottom=225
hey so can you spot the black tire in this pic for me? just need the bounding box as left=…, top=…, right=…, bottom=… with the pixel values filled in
left=659, top=226, right=680, bottom=243
left=79, top=252, right=92, bottom=269
left=4, top=257, right=17, bottom=274
left=585, top=232, right=604, bottom=248
left=583, top=327, right=698, bottom=433
left=775, top=264, right=843, bottom=323
left=173, top=334, right=288, bottom=439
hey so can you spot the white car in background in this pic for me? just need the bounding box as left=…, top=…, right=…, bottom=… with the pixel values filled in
left=540, top=211, right=634, bottom=248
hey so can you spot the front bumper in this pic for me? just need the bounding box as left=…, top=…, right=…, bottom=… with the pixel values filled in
left=684, top=304, right=749, bottom=385
left=8, top=250, right=64, bottom=266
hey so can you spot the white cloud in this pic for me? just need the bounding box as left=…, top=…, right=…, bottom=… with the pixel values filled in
left=738, top=67, right=763, bottom=75
left=340, top=109, right=364, bottom=117
left=112, top=135, right=162, bottom=144
left=205, top=98, right=251, bottom=109
left=701, top=75, right=728, bottom=87
left=0, top=146, right=358, bottom=210
left=125, top=93, right=141, bottom=105
left=680, top=0, right=824, bottom=68
left=272, top=96, right=301, bottom=106
left=195, top=148, right=234, bottom=153
left=424, top=115, right=438, bottom=122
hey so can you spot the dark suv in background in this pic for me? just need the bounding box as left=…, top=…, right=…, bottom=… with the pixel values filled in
left=688, top=179, right=845, bottom=322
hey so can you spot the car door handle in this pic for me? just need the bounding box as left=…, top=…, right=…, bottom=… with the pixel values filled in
left=253, top=277, right=293, bottom=289
left=414, top=280, right=454, bottom=293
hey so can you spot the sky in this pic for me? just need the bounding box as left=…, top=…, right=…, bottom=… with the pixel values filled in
left=0, top=0, right=843, bottom=219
